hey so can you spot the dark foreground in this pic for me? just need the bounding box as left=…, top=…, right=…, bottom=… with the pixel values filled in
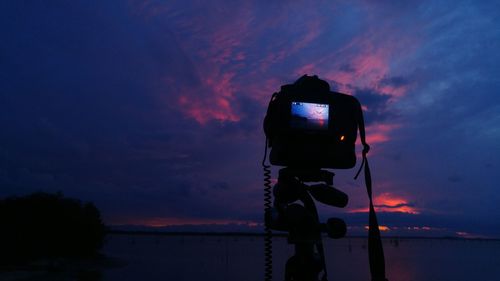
left=3, top=234, right=500, bottom=281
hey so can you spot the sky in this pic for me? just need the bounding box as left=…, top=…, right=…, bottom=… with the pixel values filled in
left=1, top=0, right=500, bottom=238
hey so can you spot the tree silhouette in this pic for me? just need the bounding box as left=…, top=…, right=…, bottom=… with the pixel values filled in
left=0, top=192, right=106, bottom=264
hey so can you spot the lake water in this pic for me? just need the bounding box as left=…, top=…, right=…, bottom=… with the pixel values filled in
left=102, top=234, right=500, bottom=281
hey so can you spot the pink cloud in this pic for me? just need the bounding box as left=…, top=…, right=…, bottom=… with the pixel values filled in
left=295, top=63, right=317, bottom=77
left=259, top=19, right=323, bottom=72
left=323, top=44, right=409, bottom=98
left=134, top=1, right=419, bottom=130
left=153, top=4, right=256, bottom=124
left=176, top=71, right=241, bottom=124
left=365, top=123, right=401, bottom=145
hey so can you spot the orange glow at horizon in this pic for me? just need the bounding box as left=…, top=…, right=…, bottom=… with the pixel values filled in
left=356, top=225, right=445, bottom=234
left=365, top=225, right=390, bottom=231
left=349, top=192, right=420, bottom=214
left=110, top=217, right=261, bottom=228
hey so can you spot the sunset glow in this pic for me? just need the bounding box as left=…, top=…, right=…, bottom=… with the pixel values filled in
left=365, top=225, right=391, bottom=232
left=349, top=192, right=419, bottom=214
left=112, top=217, right=260, bottom=228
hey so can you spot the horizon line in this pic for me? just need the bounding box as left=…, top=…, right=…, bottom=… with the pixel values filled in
left=106, top=229, right=500, bottom=241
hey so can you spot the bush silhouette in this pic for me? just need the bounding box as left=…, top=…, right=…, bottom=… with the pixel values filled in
left=0, top=192, right=106, bottom=264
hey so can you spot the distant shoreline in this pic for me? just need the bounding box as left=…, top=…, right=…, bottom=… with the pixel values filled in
left=106, top=230, right=500, bottom=241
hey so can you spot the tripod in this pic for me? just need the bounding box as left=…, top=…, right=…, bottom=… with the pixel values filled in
left=266, top=167, right=348, bottom=281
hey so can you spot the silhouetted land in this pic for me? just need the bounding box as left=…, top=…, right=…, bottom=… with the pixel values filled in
left=0, top=192, right=106, bottom=265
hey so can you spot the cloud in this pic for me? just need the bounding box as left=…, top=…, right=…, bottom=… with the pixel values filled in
left=353, top=88, right=395, bottom=124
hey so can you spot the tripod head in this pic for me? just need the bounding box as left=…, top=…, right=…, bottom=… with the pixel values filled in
left=266, top=167, right=348, bottom=240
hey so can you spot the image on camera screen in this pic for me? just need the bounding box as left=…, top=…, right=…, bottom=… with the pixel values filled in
left=290, top=101, right=329, bottom=130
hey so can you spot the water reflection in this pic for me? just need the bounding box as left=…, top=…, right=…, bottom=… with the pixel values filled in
left=102, top=235, right=500, bottom=281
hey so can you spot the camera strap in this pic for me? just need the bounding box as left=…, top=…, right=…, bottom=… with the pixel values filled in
left=354, top=125, right=389, bottom=281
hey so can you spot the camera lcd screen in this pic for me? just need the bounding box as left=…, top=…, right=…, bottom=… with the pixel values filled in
left=290, top=101, right=329, bottom=130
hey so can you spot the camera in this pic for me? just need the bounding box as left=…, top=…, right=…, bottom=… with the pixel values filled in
left=264, top=75, right=363, bottom=169
left=262, top=75, right=387, bottom=281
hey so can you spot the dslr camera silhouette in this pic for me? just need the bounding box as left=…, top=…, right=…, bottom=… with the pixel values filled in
left=261, top=75, right=388, bottom=281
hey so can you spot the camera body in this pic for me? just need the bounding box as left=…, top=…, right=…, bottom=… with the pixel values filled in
left=264, top=75, right=362, bottom=169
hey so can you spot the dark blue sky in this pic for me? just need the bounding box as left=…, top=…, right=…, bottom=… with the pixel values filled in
left=1, top=1, right=500, bottom=237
